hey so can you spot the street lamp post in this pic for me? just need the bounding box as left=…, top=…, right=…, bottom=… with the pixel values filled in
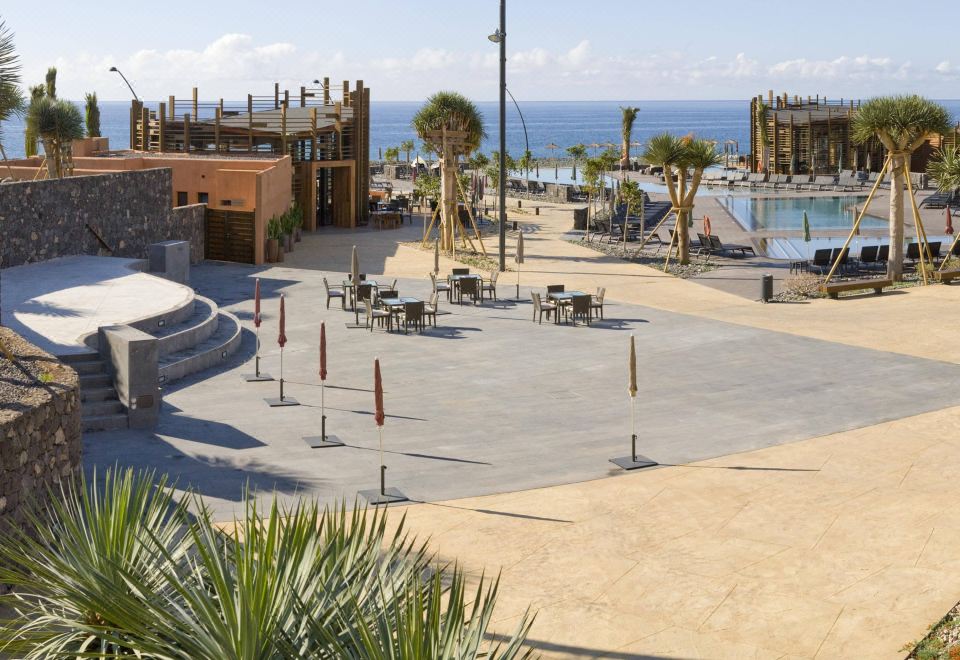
left=108, top=67, right=139, bottom=101
left=489, top=0, right=507, bottom=272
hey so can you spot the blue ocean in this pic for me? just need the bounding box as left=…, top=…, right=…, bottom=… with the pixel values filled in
left=3, top=100, right=959, bottom=161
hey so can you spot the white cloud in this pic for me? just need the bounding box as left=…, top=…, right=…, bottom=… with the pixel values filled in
left=35, top=34, right=960, bottom=102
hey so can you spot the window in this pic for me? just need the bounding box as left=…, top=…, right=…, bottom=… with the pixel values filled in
left=198, top=192, right=209, bottom=204
left=220, top=200, right=232, bottom=207
left=176, top=191, right=188, bottom=206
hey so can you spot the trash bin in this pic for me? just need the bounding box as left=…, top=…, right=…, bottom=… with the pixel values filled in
left=573, top=207, right=588, bottom=231
left=761, top=274, right=773, bottom=303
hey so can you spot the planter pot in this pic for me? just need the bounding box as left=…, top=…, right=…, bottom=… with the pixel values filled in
left=295, top=227, right=303, bottom=242
left=266, top=238, right=279, bottom=263
left=284, top=234, right=294, bottom=252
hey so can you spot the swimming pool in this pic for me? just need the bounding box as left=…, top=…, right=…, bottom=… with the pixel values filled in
left=528, top=167, right=753, bottom=197
left=718, top=195, right=882, bottom=232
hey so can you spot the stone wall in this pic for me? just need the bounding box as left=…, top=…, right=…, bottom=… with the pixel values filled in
left=0, top=329, right=82, bottom=588
left=0, top=168, right=205, bottom=268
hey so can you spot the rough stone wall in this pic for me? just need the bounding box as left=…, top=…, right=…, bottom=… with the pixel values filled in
left=0, top=329, right=82, bottom=592
left=0, top=169, right=204, bottom=268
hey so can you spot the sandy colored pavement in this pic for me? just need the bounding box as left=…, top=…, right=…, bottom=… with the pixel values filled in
left=279, top=204, right=959, bottom=658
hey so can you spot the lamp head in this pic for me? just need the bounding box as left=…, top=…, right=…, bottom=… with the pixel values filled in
left=488, top=30, right=503, bottom=43
left=109, top=66, right=118, bottom=72
left=313, top=79, right=320, bottom=84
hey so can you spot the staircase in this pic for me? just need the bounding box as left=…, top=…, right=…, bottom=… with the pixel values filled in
left=60, top=353, right=128, bottom=433
left=59, top=294, right=242, bottom=434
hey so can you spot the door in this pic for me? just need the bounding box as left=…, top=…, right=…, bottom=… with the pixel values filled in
left=205, top=208, right=255, bottom=263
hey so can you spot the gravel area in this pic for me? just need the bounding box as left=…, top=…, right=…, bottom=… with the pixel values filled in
left=570, top=239, right=717, bottom=278
left=0, top=328, right=74, bottom=424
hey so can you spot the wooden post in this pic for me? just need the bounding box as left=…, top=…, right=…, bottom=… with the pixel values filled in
left=140, top=105, right=149, bottom=151
left=215, top=107, right=221, bottom=152
left=300, top=86, right=306, bottom=107
left=274, top=82, right=280, bottom=109
left=183, top=113, right=191, bottom=153
left=789, top=114, right=795, bottom=173
left=310, top=108, right=318, bottom=161
left=772, top=112, right=778, bottom=174
left=323, top=77, right=330, bottom=104
left=334, top=102, right=343, bottom=161
left=280, top=104, right=287, bottom=155
left=247, top=94, right=254, bottom=150
left=192, top=87, right=198, bottom=119
left=284, top=89, right=289, bottom=109
left=129, top=101, right=139, bottom=149
left=158, top=102, right=166, bottom=153
left=343, top=81, right=350, bottom=106
left=169, top=95, right=175, bottom=121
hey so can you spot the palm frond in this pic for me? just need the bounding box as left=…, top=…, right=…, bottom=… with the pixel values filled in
left=927, top=147, right=960, bottom=192
left=412, top=91, right=486, bottom=155
left=851, top=95, right=952, bottom=148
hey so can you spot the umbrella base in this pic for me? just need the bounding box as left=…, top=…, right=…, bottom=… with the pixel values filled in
left=609, top=455, right=658, bottom=471
left=264, top=397, right=300, bottom=407
left=303, top=434, right=344, bottom=449
left=358, top=487, right=408, bottom=506
left=344, top=323, right=366, bottom=329
left=243, top=373, right=274, bottom=382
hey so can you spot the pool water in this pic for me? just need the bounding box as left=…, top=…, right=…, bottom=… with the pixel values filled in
left=527, top=167, right=752, bottom=197
left=718, top=195, right=881, bottom=232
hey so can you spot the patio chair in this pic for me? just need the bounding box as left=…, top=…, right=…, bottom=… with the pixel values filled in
left=452, top=268, right=470, bottom=275
left=906, top=242, right=921, bottom=263
left=423, top=292, right=439, bottom=327
left=323, top=277, right=345, bottom=310
left=430, top=272, right=452, bottom=302
left=364, top=297, right=391, bottom=332
left=482, top=270, right=499, bottom=301
left=811, top=249, right=832, bottom=273
left=567, top=294, right=592, bottom=326
left=398, top=301, right=424, bottom=334
left=457, top=276, right=480, bottom=305
left=708, top=235, right=756, bottom=257
left=356, top=283, right=375, bottom=309
left=830, top=247, right=850, bottom=273
left=546, top=284, right=565, bottom=296
left=377, top=289, right=398, bottom=301
left=591, top=287, right=606, bottom=319
left=858, top=245, right=880, bottom=271
left=877, top=244, right=889, bottom=263
left=531, top=292, right=557, bottom=324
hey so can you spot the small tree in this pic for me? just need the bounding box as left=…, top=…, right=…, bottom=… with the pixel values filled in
left=620, top=106, right=640, bottom=169
left=518, top=149, right=534, bottom=184
left=619, top=178, right=644, bottom=252
left=84, top=92, right=100, bottom=137
left=852, top=96, right=951, bottom=280
left=484, top=150, right=514, bottom=217
left=28, top=96, right=84, bottom=178
left=754, top=100, right=770, bottom=173
left=384, top=146, right=400, bottom=162
left=44, top=65, right=56, bottom=99
left=24, top=84, right=43, bottom=157
left=566, top=143, right=587, bottom=180
left=643, top=133, right=721, bottom=265
left=400, top=138, right=414, bottom=162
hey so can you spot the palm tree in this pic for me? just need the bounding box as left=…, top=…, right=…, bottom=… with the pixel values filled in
left=0, top=467, right=535, bottom=658
left=384, top=145, right=400, bottom=162
left=518, top=149, right=534, bottom=185
left=566, top=143, right=586, bottom=180
left=400, top=138, right=415, bottom=162
left=754, top=100, right=770, bottom=173
left=620, top=106, right=640, bottom=169
left=643, top=133, right=721, bottom=265
left=24, top=84, right=42, bottom=157
left=84, top=92, right=100, bottom=137
left=0, top=19, right=25, bottom=174
left=928, top=147, right=960, bottom=193
left=852, top=96, right=951, bottom=280
left=27, top=96, right=84, bottom=178
left=44, top=66, right=56, bottom=98
left=413, top=91, right=486, bottom=251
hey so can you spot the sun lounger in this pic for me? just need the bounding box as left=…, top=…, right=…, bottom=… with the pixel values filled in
left=708, top=235, right=755, bottom=257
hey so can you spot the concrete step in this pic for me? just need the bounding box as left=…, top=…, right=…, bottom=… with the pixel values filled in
left=57, top=351, right=100, bottom=365
left=70, top=360, right=107, bottom=375
left=82, top=413, right=128, bottom=433
left=80, top=386, right=118, bottom=402
left=83, top=399, right=125, bottom=416
left=151, top=296, right=219, bottom=357
left=159, top=311, right=242, bottom=384
left=79, top=373, right=112, bottom=388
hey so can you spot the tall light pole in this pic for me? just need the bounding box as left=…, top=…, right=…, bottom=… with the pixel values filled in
left=489, top=0, right=507, bottom=272
left=109, top=67, right=138, bottom=100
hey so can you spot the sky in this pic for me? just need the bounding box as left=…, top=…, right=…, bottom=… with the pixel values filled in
left=4, top=0, right=960, bottom=102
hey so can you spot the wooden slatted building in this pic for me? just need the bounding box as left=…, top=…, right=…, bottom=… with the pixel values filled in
left=129, top=79, right=371, bottom=231
left=749, top=91, right=959, bottom=176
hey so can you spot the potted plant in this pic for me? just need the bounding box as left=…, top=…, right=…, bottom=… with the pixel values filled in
left=266, top=216, right=282, bottom=262
left=291, top=204, right=304, bottom=242
left=281, top=210, right=295, bottom=253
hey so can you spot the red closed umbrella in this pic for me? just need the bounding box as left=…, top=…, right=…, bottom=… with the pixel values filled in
left=319, top=322, right=327, bottom=381
left=703, top=216, right=712, bottom=236
left=254, top=278, right=261, bottom=328
left=947, top=208, right=954, bottom=235
left=374, top=358, right=384, bottom=427
left=278, top=294, right=287, bottom=348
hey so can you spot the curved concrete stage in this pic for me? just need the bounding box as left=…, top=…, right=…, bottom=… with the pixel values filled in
left=0, top=256, right=194, bottom=356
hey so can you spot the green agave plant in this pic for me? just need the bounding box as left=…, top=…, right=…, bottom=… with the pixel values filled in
left=0, top=468, right=535, bottom=659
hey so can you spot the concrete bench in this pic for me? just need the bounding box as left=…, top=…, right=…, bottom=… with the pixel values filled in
left=935, top=269, right=960, bottom=284
left=821, top=278, right=893, bottom=299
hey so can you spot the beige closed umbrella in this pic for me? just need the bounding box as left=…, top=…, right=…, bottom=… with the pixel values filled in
left=434, top=238, right=440, bottom=275
left=350, top=245, right=362, bottom=327
left=515, top=229, right=525, bottom=300
left=610, top=333, right=657, bottom=471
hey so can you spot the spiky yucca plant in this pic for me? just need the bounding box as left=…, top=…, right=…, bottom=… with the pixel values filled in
left=927, top=147, right=960, bottom=194
left=0, top=468, right=535, bottom=659
left=0, top=19, right=24, bottom=163
left=84, top=91, right=100, bottom=137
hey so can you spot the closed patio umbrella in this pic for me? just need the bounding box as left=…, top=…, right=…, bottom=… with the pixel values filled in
left=515, top=229, right=525, bottom=299
left=244, top=277, right=273, bottom=381
left=946, top=207, right=954, bottom=235
left=304, top=321, right=343, bottom=448
left=434, top=238, right=440, bottom=275
left=703, top=216, right=712, bottom=237
left=351, top=245, right=361, bottom=326
left=802, top=210, right=811, bottom=260
left=265, top=294, right=298, bottom=406
left=609, top=334, right=656, bottom=471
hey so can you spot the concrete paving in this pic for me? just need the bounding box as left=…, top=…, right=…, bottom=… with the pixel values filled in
left=0, top=255, right=193, bottom=355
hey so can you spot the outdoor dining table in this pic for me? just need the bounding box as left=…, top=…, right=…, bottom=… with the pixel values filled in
left=378, top=297, right=422, bottom=332
left=547, top=290, right=590, bottom=324
left=342, top=279, right=379, bottom=311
